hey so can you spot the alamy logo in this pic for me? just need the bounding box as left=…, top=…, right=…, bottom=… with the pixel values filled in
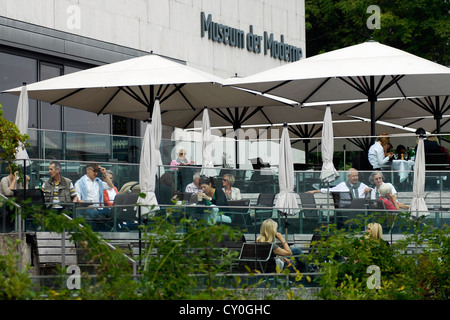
left=366, top=265, right=381, bottom=289
left=67, top=265, right=81, bottom=290
left=66, top=5, right=81, bottom=30
left=366, top=5, right=381, bottom=30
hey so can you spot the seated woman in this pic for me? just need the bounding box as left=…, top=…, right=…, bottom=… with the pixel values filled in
left=378, top=183, right=402, bottom=211
left=102, top=170, right=119, bottom=206
left=221, top=173, right=242, bottom=201
left=198, top=176, right=231, bottom=224
left=365, top=222, right=383, bottom=240
left=170, top=147, right=194, bottom=168
left=368, top=171, right=409, bottom=210
left=257, top=219, right=306, bottom=272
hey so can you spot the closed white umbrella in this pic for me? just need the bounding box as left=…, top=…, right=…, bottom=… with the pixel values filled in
left=275, top=123, right=299, bottom=238
left=200, top=108, right=216, bottom=177
left=320, top=106, right=339, bottom=183
left=410, top=137, right=429, bottom=218
left=137, top=100, right=162, bottom=216
left=14, top=84, right=29, bottom=162
left=152, top=98, right=163, bottom=177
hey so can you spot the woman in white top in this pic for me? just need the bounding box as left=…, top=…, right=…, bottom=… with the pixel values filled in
left=221, top=174, right=242, bottom=200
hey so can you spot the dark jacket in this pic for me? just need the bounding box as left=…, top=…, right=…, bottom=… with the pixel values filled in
left=42, top=176, right=77, bottom=204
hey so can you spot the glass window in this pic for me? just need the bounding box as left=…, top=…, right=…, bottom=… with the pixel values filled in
left=63, top=66, right=111, bottom=134
left=0, top=52, right=38, bottom=126
left=40, top=63, right=63, bottom=130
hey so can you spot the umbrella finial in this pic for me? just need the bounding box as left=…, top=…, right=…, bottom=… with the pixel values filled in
left=22, top=82, right=27, bottom=86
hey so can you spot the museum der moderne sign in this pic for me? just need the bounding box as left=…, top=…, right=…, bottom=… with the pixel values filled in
left=200, top=12, right=302, bottom=62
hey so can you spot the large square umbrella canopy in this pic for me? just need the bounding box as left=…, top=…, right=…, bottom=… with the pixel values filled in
left=224, top=41, right=450, bottom=136
left=3, top=54, right=291, bottom=122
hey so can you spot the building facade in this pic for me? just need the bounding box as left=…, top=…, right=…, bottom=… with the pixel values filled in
left=0, top=0, right=305, bottom=170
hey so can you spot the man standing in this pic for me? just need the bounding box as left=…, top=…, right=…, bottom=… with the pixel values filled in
left=368, top=133, right=393, bottom=170
left=42, top=161, right=78, bottom=208
left=307, top=168, right=371, bottom=199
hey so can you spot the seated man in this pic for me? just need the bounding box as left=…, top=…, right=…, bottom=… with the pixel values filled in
left=307, top=168, right=371, bottom=199
left=42, top=161, right=78, bottom=209
left=75, top=163, right=113, bottom=217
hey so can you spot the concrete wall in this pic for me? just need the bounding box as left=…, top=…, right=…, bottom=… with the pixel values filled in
left=0, top=0, right=305, bottom=78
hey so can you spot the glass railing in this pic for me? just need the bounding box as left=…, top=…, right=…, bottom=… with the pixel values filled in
left=1, top=157, right=449, bottom=235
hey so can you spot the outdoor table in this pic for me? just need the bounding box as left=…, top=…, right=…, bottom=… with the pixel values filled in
left=391, top=159, right=415, bottom=183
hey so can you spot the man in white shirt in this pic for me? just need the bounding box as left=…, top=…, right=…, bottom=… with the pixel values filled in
left=307, top=168, right=371, bottom=199
left=75, top=163, right=114, bottom=218
left=368, top=133, right=393, bottom=170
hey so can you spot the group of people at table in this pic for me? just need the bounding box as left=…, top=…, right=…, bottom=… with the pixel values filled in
left=367, top=127, right=450, bottom=171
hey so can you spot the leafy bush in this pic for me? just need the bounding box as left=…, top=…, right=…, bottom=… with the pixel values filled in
left=309, top=214, right=450, bottom=300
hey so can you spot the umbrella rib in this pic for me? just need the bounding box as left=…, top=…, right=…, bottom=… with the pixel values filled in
left=159, top=84, right=186, bottom=104
left=182, top=109, right=204, bottom=129
left=51, top=88, right=85, bottom=105
left=377, top=75, right=405, bottom=97
left=171, top=85, right=196, bottom=111
left=210, top=108, right=234, bottom=126
left=338, top=77, right=368, bottom=96
left=138, top=85, right=151, bottom=107
left=262, top=80, right=292, bottom=95
left=301, top=78, right=331, bottom=104
left=122, top=86, right=150, bottom=108
left=97, top=87, right=121, bottom=115
left=409, top=97, right=434, bottom=114
left=375, top=99, right=400, bottom=121
left=241, top=106, right=264, bottom=124
left=441, top=96, right=450, bottom=114
left=338, top=101, right=366, bottom=116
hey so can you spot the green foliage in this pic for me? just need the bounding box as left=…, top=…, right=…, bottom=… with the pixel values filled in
left=0, top=238, right=35, bottom=300
left=305, top=0, right=450, bottom=65
left=0, top=103, right=29, bottom=164
left=309, top=214, right=450, bottom=300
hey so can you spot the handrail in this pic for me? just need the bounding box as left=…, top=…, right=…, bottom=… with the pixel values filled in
left=61, top=213, right=137, bottom=276
left=0, top=194, right=23, bottom=272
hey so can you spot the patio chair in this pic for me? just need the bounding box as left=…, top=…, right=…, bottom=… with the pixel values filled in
left=227, top=199, right=251, bottom=231
left=298, top=192, right=330, bottom=234
left=234, top=242, right=275, bottom=273
left=254, top=193, right=276, bottom=230
left=114, top=193, right=139, bottom=231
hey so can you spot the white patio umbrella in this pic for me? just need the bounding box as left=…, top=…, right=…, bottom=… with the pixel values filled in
left=320, top=107, right=339, bottom=183
left=137, top=100, right=162, bottom=216
left=321, top=106, right=339, bottom=226
left=14, top=84, right=30, bottom=162
left=137, top=120, right=159, bottom=216
left=152, top=98, right=163, bottom=177
left=409, top=137, right=429, bottom=218
left=3, top=54, right=290, bottom=122
left=224, top=41, right=450, bottom=137
left=274, top=123, right=299, bottom=238
left=200, top=108, right=216, bottom=177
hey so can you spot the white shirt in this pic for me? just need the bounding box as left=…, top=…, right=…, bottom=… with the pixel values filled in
left=320, top=181, right=369, bottom=199
left=368, top=142, right=390, bottom=169
left=76, top=175, right=100, bottom=206
left=370, top=182, right=397, bottom=199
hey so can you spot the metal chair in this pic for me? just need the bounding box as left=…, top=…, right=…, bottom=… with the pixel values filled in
left=234, top=242, right=275, bottom=273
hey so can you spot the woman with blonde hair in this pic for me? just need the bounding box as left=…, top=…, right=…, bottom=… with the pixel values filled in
left=365, top=222, right=383, bottom=240
left=257, top=219, right=305, bottom=271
